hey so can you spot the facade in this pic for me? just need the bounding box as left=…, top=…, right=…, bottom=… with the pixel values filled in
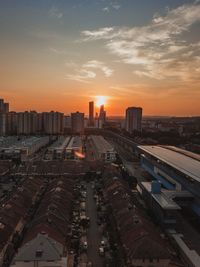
left=89, top=101, right=94, bottom=126
left=0, top=99, right=9, bottom=113
left=6, top=112, right=18, bottom=135
left=88, top=135, right=116, bottom=162
left=71, top=112, right=84, bottom=134
left=0, top=113, right=6, bottom=136
left=43, top=111, right=64, bottom=134
left=125, top=107, right=142, bottom=133
left=17, top=111, right=38, bottom=135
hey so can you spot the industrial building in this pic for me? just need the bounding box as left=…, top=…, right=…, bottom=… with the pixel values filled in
left=45, top=136, right=71, bottom=160
left=138, top=145, right=200, bottom=217
left=0, top=136, right=49, bottom=161
left=137, top=142, right=200, bottom=266
left=88, top=135, right=116, bottom=162
left=65, top=136, right=83, bottom=159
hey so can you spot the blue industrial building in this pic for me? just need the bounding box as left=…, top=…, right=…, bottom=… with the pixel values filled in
left=137, top=145, right=200, bottom=220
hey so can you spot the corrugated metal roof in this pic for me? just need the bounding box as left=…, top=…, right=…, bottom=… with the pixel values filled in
left=139, top=145, right=200, bottom=182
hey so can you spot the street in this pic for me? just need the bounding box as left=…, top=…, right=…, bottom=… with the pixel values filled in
left=86, top=183, right=105, bottom=267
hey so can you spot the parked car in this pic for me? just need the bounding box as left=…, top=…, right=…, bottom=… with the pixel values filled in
left=99, top=246, right=104, bottom=256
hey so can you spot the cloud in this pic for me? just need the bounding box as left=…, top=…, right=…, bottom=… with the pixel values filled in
left=102, top=2, right=121, bottom=12
left=50, top=48, right=67, bottom=54
left=102, top=7, right=110, bottom=13
left=112, top=4, right=121, bottom=10
left=66, top=60, right=113, bottom=83
left=83, top=60, right=113, bottom=77
left=82, top=27, right=114, bottom=41
left=82, top=2, right=200, bottom=82
left=48, top=6, right=63, bottom=19
left=66, top=70, right=96, bottom=83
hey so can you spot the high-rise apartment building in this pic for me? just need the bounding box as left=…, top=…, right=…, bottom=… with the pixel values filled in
left=17, top=111, right=37, bottom=134
left=3, top=103, right=9, bottom=113
left=125, top=107, right=142, bottom=133
left=89, top=101, right=94, bottom=126
left=0, top=98, right=10, bottom=135
left=43, top=111, right=64, bottom=134
left=71, top=111, right=84, bottom=134
left=0, top=99, right=9, bottom=113
left=6, top=111, right=18, bottom=135
left=0, top=113, right=6, bottom=135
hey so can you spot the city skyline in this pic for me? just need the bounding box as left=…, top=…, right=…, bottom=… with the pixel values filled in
left=1, top=0, right=200, bottom=116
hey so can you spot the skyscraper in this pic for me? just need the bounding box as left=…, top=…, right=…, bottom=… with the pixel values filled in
left=71, top=112, right=84, bottom=134
left=89, top=101, right=94, bottom=126
left=3, top=103, right=9, bottom=113
left=0, top=99, right=4, bottom=113
left=98, top=105, right=106, bottom=128
left=0, top=98, right=9, bottom=135
left=125, top=107, right=142, bottom=133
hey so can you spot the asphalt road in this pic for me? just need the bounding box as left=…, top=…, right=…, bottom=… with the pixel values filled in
left=86, top=183, right=105, bottom=267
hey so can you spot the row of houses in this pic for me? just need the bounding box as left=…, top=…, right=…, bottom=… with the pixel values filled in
left=0, top=177, right=44, bottom=266
left=103, top=167, right=171, bottom=267
left=10, top=177, right=75, bottom=267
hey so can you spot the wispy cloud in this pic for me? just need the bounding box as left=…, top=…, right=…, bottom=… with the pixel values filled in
left=102, top=7, right=110, bottom=13
left=102, top=1, right=121, bottom=13
left=66, top=60, right=113, bottom=83
left=48, top=6, right=63, bottom=19
left=82, top=2, right=200, bottom=82
left=112, top=4, right=121, bottom=10
left=50, top=48, right=67, bottom=55
left=83, top=60, right=113, bottom=77
left=82, top=27, right=114, bottom=41
left=66, top=70, right=96, bottom=83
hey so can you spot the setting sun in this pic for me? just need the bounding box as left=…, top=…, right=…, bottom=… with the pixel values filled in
left=95, top=96, right=107, bottom=108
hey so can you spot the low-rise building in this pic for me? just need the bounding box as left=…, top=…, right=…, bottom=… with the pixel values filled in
left=45, top=136, right=71, bottom=160
left=11, top=177, right=75, bottom=267
left=103, top=167, right=171, bottom=267
left=66, top=136, right=83, bottom=159
left=88, top=135, right=116, bottom=162
left=1, top=136, right=49, bottom=161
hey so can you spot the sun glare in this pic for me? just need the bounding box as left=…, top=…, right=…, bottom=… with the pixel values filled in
left=95, top=96, right=107, bottom=107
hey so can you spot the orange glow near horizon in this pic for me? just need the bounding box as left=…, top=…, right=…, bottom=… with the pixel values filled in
left=95, top=96, right=107, bottom=108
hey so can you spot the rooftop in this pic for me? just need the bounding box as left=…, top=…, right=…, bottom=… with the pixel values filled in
left=67, top=136, right=82, bottom=149
left=141, top=182, right=181, bottom=210
left=13, top=233, right=63, bottom=262
left=90, top=135, right=115, bottom=153
left=139, top=145, right=200, bottom=182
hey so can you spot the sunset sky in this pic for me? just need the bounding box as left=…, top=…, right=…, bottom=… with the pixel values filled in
left=0, top=0, right=200, bottom=116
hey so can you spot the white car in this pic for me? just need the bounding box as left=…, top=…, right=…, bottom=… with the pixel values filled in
left=99, top=246, right=104, bottom=256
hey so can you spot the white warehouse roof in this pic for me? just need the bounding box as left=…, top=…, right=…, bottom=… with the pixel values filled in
left=90, top=135, right=115, bottom=153
left=139, top=145, right=200, bottom=183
